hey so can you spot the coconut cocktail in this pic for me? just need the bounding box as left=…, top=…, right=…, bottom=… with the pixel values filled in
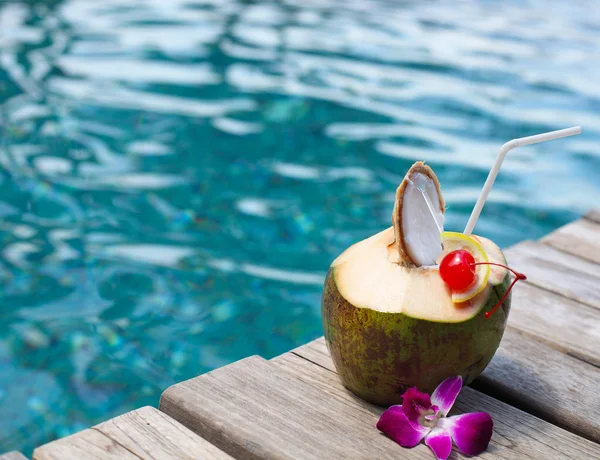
left=321, top=161, right=516, bottom=406
left=322, top=125, right=580, bottom=406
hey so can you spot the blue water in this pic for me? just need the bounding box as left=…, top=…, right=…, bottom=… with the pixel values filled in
left=1, top=0, right=599, bottom=454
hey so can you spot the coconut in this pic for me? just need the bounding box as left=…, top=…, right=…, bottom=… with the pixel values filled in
left=321, top=162, right=511, bottom=406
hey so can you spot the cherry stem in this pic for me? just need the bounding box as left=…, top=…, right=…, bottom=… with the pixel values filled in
left=471, top=262, right=527, bottom=318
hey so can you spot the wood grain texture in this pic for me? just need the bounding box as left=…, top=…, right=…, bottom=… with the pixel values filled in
left=541, top=218, right=600, bottom=264
left=508, top=282, right=600, bottom=367
left=475, top=329, right=600, bottom=443
left=272, top=352, right=382, bottom=419
left=290, top=337, right=333, bottom=370
left=0, top=453, right=28, bottom=460
left=33, top=429, right=139, bottom=460
left=295, top=332, right=600, bottom=444
left=160, top=356, right=435, bottom=460
left=279, top=347, right=600, bottom=459
left=33, top=407, right=231, bottom=460
left=95, top=406, right=233, bottom=460
left=504, top=240, right=600, bottom=310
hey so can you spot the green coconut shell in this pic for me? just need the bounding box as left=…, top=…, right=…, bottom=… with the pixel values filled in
left=321, top=270, right=511, bottom=406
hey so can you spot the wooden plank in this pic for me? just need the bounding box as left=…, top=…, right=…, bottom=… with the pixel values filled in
left=475, top=329, right=600, bottom=443
left=33, top=407, right=232, bottom=460
left=508, top=282, right=600, bottom=367
left=275, top=350, right=600, bottom=459
left=33, top=429, right=139, bottom=460
left=290, top=337, right=333, bottom=370
left=0, top=453, right=28, bottom=460
left=95, top=406, right=233, bottom=460
left=294, top=332, right=600, bottom=444
left=541, top=218, right=600, bottom=264
left=504, top=241, right=600, bottom=310
left=160, top=356, right=435, bottom=460
left=271, top=352, right=382, bottom=419
left=585, top=209, right=600, bottom=224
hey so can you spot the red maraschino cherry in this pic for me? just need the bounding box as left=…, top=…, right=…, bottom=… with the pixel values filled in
left=439, top=249, right=477, bottom=292
left=439, top=249, right=526, bottom=318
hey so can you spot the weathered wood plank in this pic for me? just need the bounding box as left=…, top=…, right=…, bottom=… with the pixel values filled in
left=290, top=337, right=333, bottom=370
left=95, top=406, right=233, bottom=460
left=274, top=351, right=600, bottom=459
left=508, top=282, right=600, bottom=367
left=272, top=352, right=381, bottom=418
left=541, top=218, right=600, bottom=264
left=504, top=241, right=600, bottom=310
left=0, top=453, right=28, bottom=460
left=475, top=329, right=600, bottom=443
left=32, top=429, right=139, bottom=460
left=160, top=356, right=434, bottom=460
left=33, top=407, right=232, bottom=460
left=452, top=385, right=600, bottom=460
left=294, top=331, right=600, bottom=444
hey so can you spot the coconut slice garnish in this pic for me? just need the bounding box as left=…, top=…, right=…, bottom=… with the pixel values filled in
left=392, top=162, right=445, bottom=267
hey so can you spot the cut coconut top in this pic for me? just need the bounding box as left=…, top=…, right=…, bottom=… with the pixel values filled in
left=331, top=227, right=507, bottom=322
left=392, top=162, right=445, bottom=267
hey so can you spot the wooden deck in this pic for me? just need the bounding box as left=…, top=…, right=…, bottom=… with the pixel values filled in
left=6, top=211, right=600, bottom=460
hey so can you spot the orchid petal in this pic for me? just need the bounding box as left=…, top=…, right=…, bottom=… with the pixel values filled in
left=377, top=406, right=430, bottom=448
left=401, top=386, right=433, bottom=423
left=431, top=376, right=462, bottom=416
left=425, top=428, right=453, bottom=460
left=440, top=412, right=494, bottom=456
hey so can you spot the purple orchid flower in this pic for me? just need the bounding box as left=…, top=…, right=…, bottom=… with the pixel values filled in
left=376, top=376, right=493, bottom=460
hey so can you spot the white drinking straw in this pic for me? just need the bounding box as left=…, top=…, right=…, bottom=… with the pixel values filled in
left=464, top=126, right=582, bottom=235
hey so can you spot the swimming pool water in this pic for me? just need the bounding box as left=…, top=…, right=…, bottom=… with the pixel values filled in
left=1, top=0, right=599, bottom=454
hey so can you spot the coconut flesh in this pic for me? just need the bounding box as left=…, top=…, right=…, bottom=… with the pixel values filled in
left=393, top=164, right=445, bottom=266
left=322, top=161, right=511, bottom=405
